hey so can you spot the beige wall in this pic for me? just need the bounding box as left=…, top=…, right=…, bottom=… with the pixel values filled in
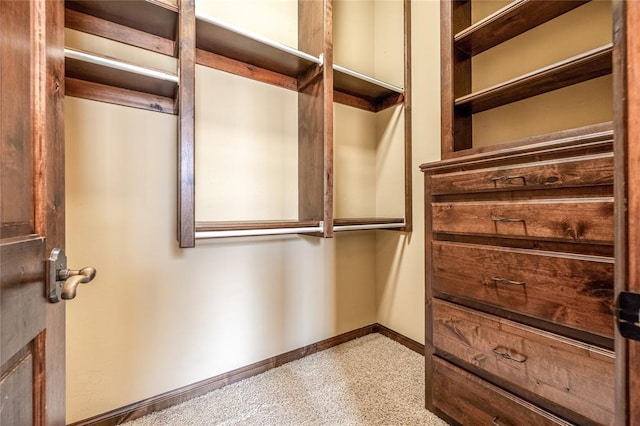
left=375, top=0, right=441, bottom=343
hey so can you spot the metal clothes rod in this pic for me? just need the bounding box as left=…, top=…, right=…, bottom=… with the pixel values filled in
left=195, top=12, right=322, bottom=65
left=195, top=226, right=323, bottom=239
left=333, top=64, right=404, bottom=94
left=64, top=48, right=179, bottom=83
left=333, top=223, right=406, bottom=232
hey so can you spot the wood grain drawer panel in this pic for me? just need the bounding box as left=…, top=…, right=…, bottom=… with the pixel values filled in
left=430, top=153, right=613, bottom=195
left=432, top=300, right=614, bottom=425
left=431, top=198, right=613, bottom=244
left=432, top=241, right=614, bottom=337
left=433, top=357, right=572, bottom=426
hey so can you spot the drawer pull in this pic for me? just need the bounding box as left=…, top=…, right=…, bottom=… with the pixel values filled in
left=490, top=175, right=526, bottom=185
left=491, top=276, right=525, bottom=286
left=491, top=416, right=506, bottom=426
left=492, top=346, right=528, bottom=363
left=491, top=216, right=525, bottom=223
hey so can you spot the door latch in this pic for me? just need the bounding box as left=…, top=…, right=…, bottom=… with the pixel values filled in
left=47, top=248, right=97, bottom=303
left=616, top=291, right=640, bottom=341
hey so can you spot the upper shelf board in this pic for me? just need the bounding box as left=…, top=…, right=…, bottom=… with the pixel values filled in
left=196, top=13, right=321, bottom=79
left=65, top=48, right=179, bottom=98
left=65, top=0, right=178, bottom=41
left=455, top=43, right=612, bottom=114
left=454, top=0, right=589, bottom=56
left=333, top=64, right=404, bottom=107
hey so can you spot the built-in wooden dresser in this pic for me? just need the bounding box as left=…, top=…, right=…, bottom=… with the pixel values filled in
left=421, top=126, right=616, bottom=426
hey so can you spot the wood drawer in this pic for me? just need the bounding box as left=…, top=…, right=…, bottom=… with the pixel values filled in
left=432, top=357, right=571, bottom=426
left=430, top=153, right=613, bottom=195
left=431, top=198, right=613, bottom=244
left=432, top=241, right=614, bottom=337
left=432, top=300, right=615, bottom=425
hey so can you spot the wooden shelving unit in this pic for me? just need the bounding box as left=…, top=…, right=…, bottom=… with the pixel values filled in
left=442, top=0, right=612, bottom=157
left=425, top=1, right=616, bottom=424
left=63, top=0, right=411, bottom=246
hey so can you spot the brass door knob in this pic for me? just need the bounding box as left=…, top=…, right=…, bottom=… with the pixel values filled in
left=48, top=248, right=97, bottom=303
left=58, top=267, right=97, bottom=300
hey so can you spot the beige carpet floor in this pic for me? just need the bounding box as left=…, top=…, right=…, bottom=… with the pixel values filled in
left=123, top=333, right=449, bottom=425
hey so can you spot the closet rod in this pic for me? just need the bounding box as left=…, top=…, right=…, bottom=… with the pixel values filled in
left=195, top=225, right=324, bottom=239
left=195, top=12, right=322, bottom=65
left=333, top=222, right=406, bottom=232
left=64, top=48, right=179, bottom=82
left=333, top=64, right=404, bottom=93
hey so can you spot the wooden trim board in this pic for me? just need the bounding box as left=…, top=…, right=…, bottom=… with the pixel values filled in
left=67, top=324, right=423, bottom=426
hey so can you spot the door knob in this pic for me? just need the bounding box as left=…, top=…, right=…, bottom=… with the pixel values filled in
left=48, top=248, right=97, bottom=303
left=58, top=267, right=97, bottom=300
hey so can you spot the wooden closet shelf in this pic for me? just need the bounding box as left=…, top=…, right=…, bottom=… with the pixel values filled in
left=333, top=65, right=405, bottom=112
left=333, top=218, right=405, bottom=231
left=65, top=49, right=178, bottom=98
left=196, top=14, right=321, bottom=80
left=422, top=122, right=613, bottom=171
left=65, top=0, right=178, bottom=41
left=64, top=49, right=178, bottom=113
left=454, top=0, right=588, bottom=56
left=455, top=43, right=612, bottom=114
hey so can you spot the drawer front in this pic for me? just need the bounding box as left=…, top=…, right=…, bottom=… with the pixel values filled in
left=430, top=154, right=613, bottom=195
left=432, top=357, right=571, bottom=426
left=431, top=198, right=613, bottom=244
left=432, top=300, right=614, bottom=425
left=432, top=241, right=614, bottom=337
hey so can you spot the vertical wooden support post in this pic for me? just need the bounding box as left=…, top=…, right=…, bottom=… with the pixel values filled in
left=298, top=0, right=333, bottom=237
left=402, top=0, right=413, bottom=232
left=178, top=0, right=196, bottom=247
left=441, top=0, right=472, bottom=158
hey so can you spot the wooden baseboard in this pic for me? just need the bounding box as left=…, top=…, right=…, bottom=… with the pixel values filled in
left=373, top=323, right=425, bottom=355
left=68, top=323, right=423, bottom=426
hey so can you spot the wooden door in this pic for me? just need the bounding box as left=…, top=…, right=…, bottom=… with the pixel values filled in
left=1, top=0, right=66, bottom=424
left=614, top=0, right=640, bottom=424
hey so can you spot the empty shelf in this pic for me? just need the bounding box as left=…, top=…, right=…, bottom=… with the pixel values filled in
left=333, top=65, right=404, bottom=112
left=454, top=0, right=588, bottom=56
left=195, top=220, right=323, bottom=239
left=196, top=13, right=321, bottom=80
left=65, top=48, right=178, bottom=113
left=333, top=218, right=405, bottom=232
left=65, top=0, right=178, bottom=41
left=454, top=44, right=612, bottom=114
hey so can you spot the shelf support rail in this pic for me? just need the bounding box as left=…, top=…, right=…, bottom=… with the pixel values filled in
left=195, top=223, right=325, bottom=239
left=64, top=48, right=179, bottom=82
left=333, top=222, right=406, bottom=232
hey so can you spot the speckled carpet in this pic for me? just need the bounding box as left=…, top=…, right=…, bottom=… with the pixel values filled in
left=123, top=333, right=448, bottom=425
